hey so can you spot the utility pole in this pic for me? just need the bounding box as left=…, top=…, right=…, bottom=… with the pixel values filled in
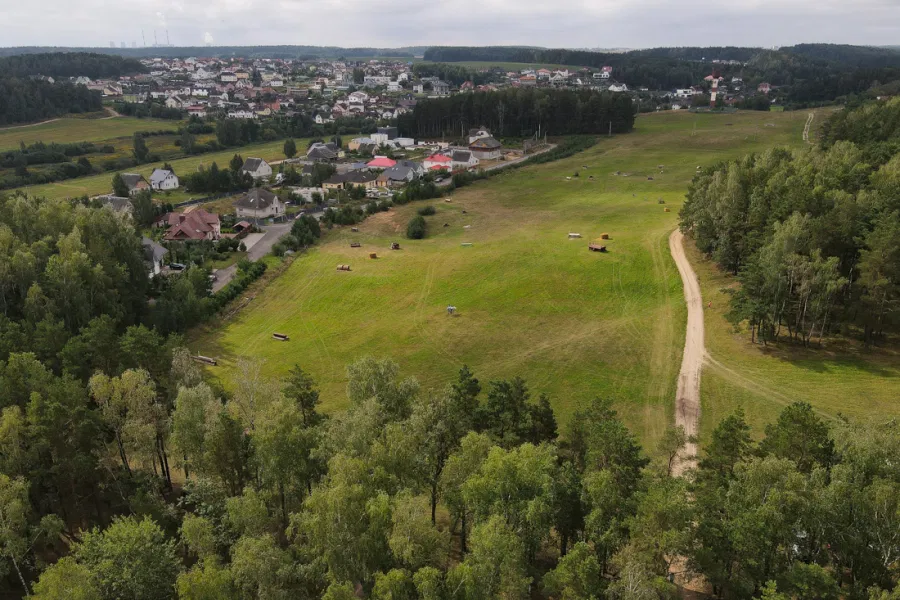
left=608, top=121, right=612, bottom=137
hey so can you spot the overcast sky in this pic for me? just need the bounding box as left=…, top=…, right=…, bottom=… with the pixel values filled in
left=3, top=0, right=898, bottom=49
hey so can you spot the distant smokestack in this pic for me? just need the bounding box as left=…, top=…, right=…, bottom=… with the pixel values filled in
left=154, top=30, right=158, bottom=46
left=166, top=29, right=170, bottom=46
left=142, top=30, right=146, bottom=47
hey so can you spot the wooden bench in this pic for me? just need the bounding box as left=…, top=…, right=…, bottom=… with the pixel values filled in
left=192, top=355, right=217, bottom=366
left=272, top=333, right=289, bottom=341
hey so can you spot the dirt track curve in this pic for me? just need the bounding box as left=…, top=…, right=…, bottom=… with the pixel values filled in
left=669, top=229, right=704, bottom=476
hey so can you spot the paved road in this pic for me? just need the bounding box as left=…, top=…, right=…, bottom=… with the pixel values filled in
left=211, top=222, right=292, bottom=292
left=669, top=229, right=704, bottom=476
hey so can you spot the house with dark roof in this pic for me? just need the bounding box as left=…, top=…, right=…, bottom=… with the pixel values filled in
left=376, top=166, right=414, bottom=187
left=323, top=171, right=378, bottom=190
left=307, top=145, right=338, bottom=162
left=121, top=173, right=150, bottom=196
left=234, top=188, right=285, bottom=221
left=162, top=209, right=221, bottom=241
left=468, top=136, right=503, bottom=160
left=142, top=237, right=168, bottom=277
left=240, top=157, right=273, bottom=181
left=450, top=150, right=479, bottom=170
left=95, top=195, right=133, bottom=213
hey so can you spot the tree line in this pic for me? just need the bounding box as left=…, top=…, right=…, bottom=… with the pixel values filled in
left=0, top=51, right=146, bottom=78
left=0, top=346, right=896, bottom=600
left=422, top=45, right=900, bottom=106
left=0, top=77, right=102, bottom=125
left=397, top=88, right=636, bottom=138
left=679, top=98, right=900, bottom=345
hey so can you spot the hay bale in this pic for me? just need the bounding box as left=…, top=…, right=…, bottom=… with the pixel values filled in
left=369, top=253, right=378, bottom=259
left=664, top=208, right=671, bottom=213
left=600, top=233, right=610, bottom=240
left=351, top=227, right=359, bottom=232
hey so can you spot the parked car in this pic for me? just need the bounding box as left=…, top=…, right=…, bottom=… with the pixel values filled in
left=169, top=263, right=186, bottom=271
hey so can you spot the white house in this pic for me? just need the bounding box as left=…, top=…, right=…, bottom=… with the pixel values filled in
left=450, top=150, right=479, bottom=170
left=149, top=169, right=179, bottom=191
left=234, top=188, right=285, bottom=221
left=387, top=81, right=402, bottom=92
left=165, top=95, right=186, bottom=109
left=240, top=157, right=273, bottom=181
left=608, top=83, right=628, bottom=92
left=228, top=110, right=256, bottom=119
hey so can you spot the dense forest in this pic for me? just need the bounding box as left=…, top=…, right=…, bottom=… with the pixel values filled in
left=0, top=78, right=102, bottom=125
left=0, top=51, right=146, bottom=78
left=397, top=88, right=636, bottom=138
left=679, top=98, right=900, bottom=345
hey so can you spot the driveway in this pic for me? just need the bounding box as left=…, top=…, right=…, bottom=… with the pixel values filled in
left=211, top=222, right=293, bottom=292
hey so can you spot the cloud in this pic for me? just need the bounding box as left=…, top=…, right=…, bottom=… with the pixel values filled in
left=203, top=32, right=215, bottom=45
left=1, top=0, right=897, bottom=48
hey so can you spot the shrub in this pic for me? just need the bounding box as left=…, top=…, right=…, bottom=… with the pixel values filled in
left=406, top=215, right=427, bottom=239
left=417, top=205, right=436, bottom=216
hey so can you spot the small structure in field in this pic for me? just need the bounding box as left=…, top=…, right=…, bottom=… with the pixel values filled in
left=461, top=242, right=473, bottom=247
left=350, top=242, right=361, bottom=248
left=272, top=333, right=289, bottom=341
left=600, top=233, right=610, bottom=240
left=589, top=244, right=607, bottom=252
left=664, top=208, right=671, bottom=212
left=369, top=252, right=378, bottom=259
left=444, top=198, right=452, bottom=203
left=446, top=305, right=457, bottom=315
left=658, top=199, right=665, bottom=204
left=192, top=354, right=217, bottom=366
left=390, top=242, right=400, bottom=250
left=647, top=176, right=654, bottom=180
left=336, top=264, right=351, bottom=271
left=351, top=227, right=359, bottom=232
left=568, top=233, right=582, bottom=239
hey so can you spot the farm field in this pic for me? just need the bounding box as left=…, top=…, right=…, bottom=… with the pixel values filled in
left=0, top=115, right=175, bottom=151
left=19, top=138, right=311, bottom=200
left=191, top=109, right=833, bottom=446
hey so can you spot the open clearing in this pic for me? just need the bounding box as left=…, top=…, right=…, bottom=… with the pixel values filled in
left=0, top=115, right=174, bottom=151
left=191, top=109, right=888, bottom=446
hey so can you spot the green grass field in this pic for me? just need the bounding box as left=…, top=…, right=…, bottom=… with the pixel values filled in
left=189, top=109, right=844, bottom=446
left=0, top=116, right=175, bottom=151
left=18, top=138, right=314, bottom=200
left=688, top=240, right=900, bottom=442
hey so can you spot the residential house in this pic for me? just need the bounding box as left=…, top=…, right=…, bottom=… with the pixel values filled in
left=234, top=188, right=286, bottom=221
left=307, top=143, right=339, bottom=162
left=468, top=128, right=493, bottom=144
left=241, top=157, right=273, bottom=181
left=142, top=237, right=168, bottom=277
left=162, top=210, right=221, bottom=241
left=376, top=166, right=414, bottom=187
left=387, top=81, right=402, bottom=92
left=468, top=137, right=502, bottom=160
left=451, top=150, right=479, bottom=170
left=608, top=83, right=628, bottom=92
left=395, top=159, right=424, bottom=177
left=348, top=137, right=375, bottom=151
left=322, top=171, right=378, bottom=190
left=228, top=110, right=256, bottom=119
left=149, top=169, right=180, bottom=191
left=165, top=95, right=186, bottom=109
left=758, top=82, right=772, bottom=94
left=220, top=72, right=237, bottom=82
left=519, top=75, right=537, bottom=86
left=377, top=126, right=399, bottom=140
left=423, top=154, right=452, bottom=171
left=121, top=173, right=150, bottom=196
left=96, top=195, right=133, bottom=214
left=367, top=156, right=397, bottom=169
left=431, top=80, right=450, bottom=96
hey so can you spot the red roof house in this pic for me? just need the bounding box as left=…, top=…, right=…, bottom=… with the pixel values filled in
left=367, top=156, right=397, bottom=168
left=163, top=209, right=221, bottom=241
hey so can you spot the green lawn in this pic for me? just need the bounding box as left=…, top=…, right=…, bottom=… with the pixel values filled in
left=189, top=109, right=830, bottom=447
left=0, top=116, right=175, bottom=151
left=19, top=138, right=314, bottom=200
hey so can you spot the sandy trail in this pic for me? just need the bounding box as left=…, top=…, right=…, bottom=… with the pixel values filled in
left=669, top=229, right=704, bottom=475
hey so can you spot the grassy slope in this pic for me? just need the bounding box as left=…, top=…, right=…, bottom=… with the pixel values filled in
left=190, top=109, right=822, bottom=446
left=0, top=116, right=175, bottom=151
left=18, top=138, right=313, bottom=200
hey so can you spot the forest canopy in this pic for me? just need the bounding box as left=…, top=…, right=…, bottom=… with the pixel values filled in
left=679, top=97, right=900, bottom=345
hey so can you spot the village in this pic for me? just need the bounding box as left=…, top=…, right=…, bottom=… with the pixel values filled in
left=54, top=55, right=776, bottom=121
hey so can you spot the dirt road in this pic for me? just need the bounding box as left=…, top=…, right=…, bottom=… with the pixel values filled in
left=669, top=229, right=704, bottom=475
left=803, top=112, right=814, bottom=143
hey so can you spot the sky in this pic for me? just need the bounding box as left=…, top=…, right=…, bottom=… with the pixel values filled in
left=2, top=0, right=898, bottom=49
